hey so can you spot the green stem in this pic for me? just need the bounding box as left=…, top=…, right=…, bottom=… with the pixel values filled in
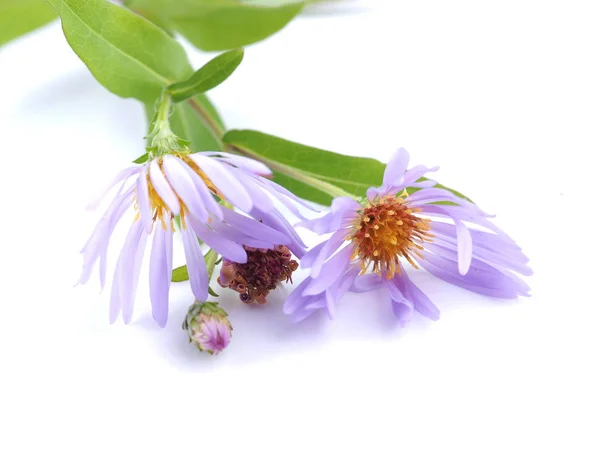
left=188, top=97, right=225, bottom=146
left=147, top=90, right=183, bottom=154
left=155, top=89, right=172, bottom=123
left=204, top=249, right=219, bottom=281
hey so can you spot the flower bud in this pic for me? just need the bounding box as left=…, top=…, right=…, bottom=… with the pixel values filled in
left=182, top=302, right=232, bottom=355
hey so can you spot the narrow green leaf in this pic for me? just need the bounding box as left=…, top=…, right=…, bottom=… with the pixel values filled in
left=0, top=0, right=56, bottom=47
left=223, top=129, right=385, bottom=205
left=171, top=265, right=189, bottom=282
left=125, top=0, right=304, bottom=51
left=208, top=286, right=219, bottom=298
left=46, top=0, right=193, bottom=102
left=132, top=153, right=149, bottom=164
left=223, top=129, right=473, bottom=206
left=168, top=49, right=244, bottom=102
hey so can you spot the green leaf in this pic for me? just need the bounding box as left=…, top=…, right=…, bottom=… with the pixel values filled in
left=208, top=286, right=219, bottom=298
left=0, top=0, right=56, bottom=47
left=171, top=265, right=189, bottom=282
left=223, top=129, right=473, bottom=206
left=143, top=93, right=224, bottom=152
left=46, top=0, right=193, bottom=102
left=132, top=153, right=149, bottom=164
left=168, top=49, right=244, bottom=102
left=223, top=129, right=385, bottom=205
left=125, top=0, right=304, bottom=51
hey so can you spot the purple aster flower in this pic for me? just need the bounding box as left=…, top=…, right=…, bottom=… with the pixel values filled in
left=78, top=151, right=308, bottom=326
left=183, top=302, right=232, bottom=355
left=284, top=148, right=532, bottom=324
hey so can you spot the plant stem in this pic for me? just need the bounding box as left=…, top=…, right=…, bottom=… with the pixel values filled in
left=204, top=249, right=219, bottom=281
left=187, top=97, right=225, bottom=146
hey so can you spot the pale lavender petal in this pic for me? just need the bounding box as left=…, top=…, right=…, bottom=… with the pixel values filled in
left=209, top=222, right=280, bottom=249
left=86, top=166, right=140, bottom=210
left=299, top=197, right=359, bottom=234
left=303, top=245, right=354, bottom=295
left=300, top=240, right=328, bottom=268
left=181, top=223, right=208, bottom=300
left=383, top=148, right=410, bottom=188
left=259, top=177, right=320, bottom=214
left=367, top=186, right=382, bottom=201
left=385, top=279, right=414, bottom=324
left=324, top=266, right=359, bottom=318
left=175, top=157, right=223, bottom=221
left=406, top=180, right=437, bottom=189
left=420, top=252, right=526, bottom=298
left=402, top=164, right=439, bottom=186
left=122, top=223, right=148, bottom=324
left=149, top=219, right=173, bottom=327
left=202, top=152, right=272, bottom=176
left=430, top=222, right=527, bottom=263
left=454, top=218, right=473, bottom=275
left=136, top=166, right=152, bottom=233
left=311, top=229, right=348, bottom=277
left=251, top=208, right=306, bottom=257
left=351, top=273, right=384, bottom=293
left=149, top=160, right=180, bottom=215
left=420, top=204, right=504, bottom=235
left=190, top=218, right=247, bottom=263
left=80, top=186, right=134, bottom=256
left=305, top=299, right=327, bottom=310
left=290, top=306, right=319, bottom=323
left=428, top=238, right=532, bottom=276
left=235, top=171, right=275, bottom=213
left=416, top=204, right=474, bottom=274
left=78, top=187, right=134, bottom=286
left=392, top=269, right=440, bottom=321
left=162, top=155, right=208, bottom=222
left=219, top=207, right=291, bottom=245
left=109, top=220, right=146, bottom=324
left=283, top=278, right=313, bottom=314
left=192, top=154, right=253, bottom=212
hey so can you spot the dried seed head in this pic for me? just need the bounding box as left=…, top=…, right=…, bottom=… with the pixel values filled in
left=217, top=245, right=299, bottom=304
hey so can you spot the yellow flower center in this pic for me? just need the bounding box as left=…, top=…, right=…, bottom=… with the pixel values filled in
left=350, top=194, right=433, bottom=278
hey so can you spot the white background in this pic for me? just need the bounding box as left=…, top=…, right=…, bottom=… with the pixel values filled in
left=1, top=1, right=599, bottom=448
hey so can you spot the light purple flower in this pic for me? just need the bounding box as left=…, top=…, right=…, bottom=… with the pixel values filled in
left=183, top=302, right=232, bottom=355
left=284, top=148, right=532, bottom=324
left=78, top=151, right=309, bottom=326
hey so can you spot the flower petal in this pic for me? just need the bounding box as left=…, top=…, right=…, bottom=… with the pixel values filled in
left=190, top=219, right=248, bottom=264
left=149, top=218, right=173, bottom=327
left=109, top=220, right=147, bottom=324
left=181, top=223, right=208, bottom=300
left=162, top=155, right=208, bottom=222
left=383, top=148, right=410, bottom=188
left=192, top=154, right=253, bottom=212
left=303, top=245, right=354, bottom=295
left=86, top=166, right=140, bottom=211
left=149, top=159, right=180, bottom=215
left=392, top=269, right=440, bottom=321
left=385, top=278, right=414, bottom=324
left=136, top=166, right=152, bottom=233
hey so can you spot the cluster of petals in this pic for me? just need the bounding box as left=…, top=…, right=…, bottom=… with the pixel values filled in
left=79, top=151, right=309, bottom=326
left=284, top=148, right=532, bottom=324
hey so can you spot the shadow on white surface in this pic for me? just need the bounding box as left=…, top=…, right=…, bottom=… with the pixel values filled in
left=120, top=264, right=525, bottom=368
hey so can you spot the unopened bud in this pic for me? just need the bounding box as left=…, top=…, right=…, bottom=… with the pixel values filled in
left=182, top=302, right=232, bottom=355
